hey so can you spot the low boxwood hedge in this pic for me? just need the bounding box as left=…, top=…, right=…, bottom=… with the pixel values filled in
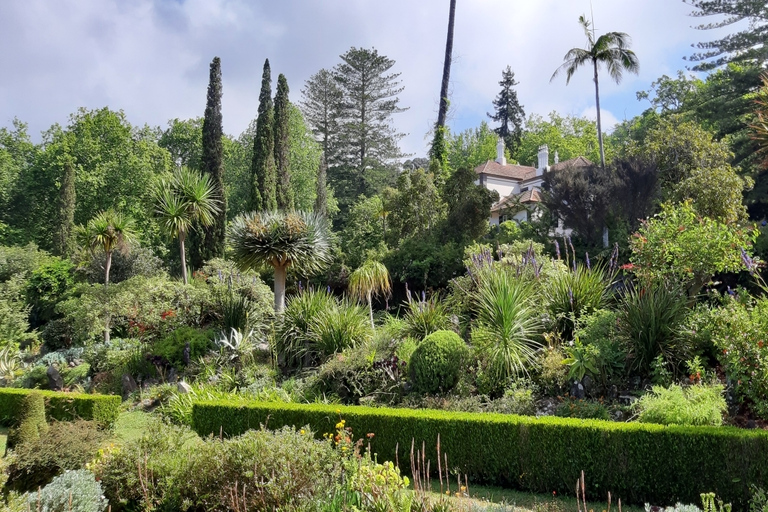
left=192, top=400, right=768, bottom=507
left=0, top=388, right=120, bottom=428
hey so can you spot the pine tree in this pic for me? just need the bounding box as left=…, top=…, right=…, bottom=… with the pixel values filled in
left=54, top=157, right=76, bottom=257
left=190, top=56, right=226, bottom=268
left=314, top=153, right=328, bottom=217
left=251, top=59, right=277, bottom=211
left=333, top=47, right=407, bottom=201
left=685, top=0, right=768, bottom=71
left=300, top=69, right=343, bottom=165
left=487, top=66, right=526, bottom=156
left=274, top=73, right=293, bottom=210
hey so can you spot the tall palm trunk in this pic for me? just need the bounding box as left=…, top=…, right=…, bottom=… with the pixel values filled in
left=274, top=264, right=287, bottom=313
left=436, top=0, right=456, bottom=129
left=367, top=290, right=374, bottom=329
left=179, top=234, right=188, bottom=285
left=593, top=60, right=605, bottom=168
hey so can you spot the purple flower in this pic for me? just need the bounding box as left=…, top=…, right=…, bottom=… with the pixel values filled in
left=554, top=240, right=561, bottom=260
left=585, top=252, right=591, bottom=270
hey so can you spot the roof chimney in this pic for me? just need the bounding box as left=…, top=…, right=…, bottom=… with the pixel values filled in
left=537, top=144, right=549, bottom=175
left=496, top=137, right=506, bottom=166
left=554, top=150, right=559, bottom=164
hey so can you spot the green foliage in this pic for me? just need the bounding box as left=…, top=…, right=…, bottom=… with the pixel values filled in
left=27, top=258, right=75, bottom=326
left=274, top=73, right=294, bottom=211
left=340, top=195, right=388, bottom=269
left=8, top=421, right=107, bottom=493
left=385, top=168, right=445, bottom=245
left=553, top=398, right=610, bottom=420
left=192, top=400, right=768, bottom=507
left=251, top=59, right=277, bottom=211
left=515, top=112, right=601, bottom=166
left=446, top=121, right=502, bottom=171
left=441, top=165, right=498, bottom=243
left=488, top=67, right=526, bottom=155
left=543, top=264, right=610, bottom=339
left=27, top=469, right=108, bottom=512
left=471, top=272, right=543, bottom=385
left=0, top=388, right=120, bottom=428
left=276, top=289, right=338, bottom=370
left=400, top=294, right=451, bottom=340
left=78, top=244, right=165, bottom=285
left=629, top=201, right=757, bottom=298
left=618, top=284, right=690, bottom=374
left=310, top=300, right=373, bottom=357
left=408, top=330, right=468, bottom=394
left=152, top=326, right=213, bottom=370
left=537, top=345, right=569, bottom=394
left=635, top=384, right=726, bottom=427
left=94, top=420, right=341, bottom=511
left=0, top=275, right=37, bottom=350
left=572, top=309, right=626, bottom=384
left=0, top=243, right=54, bottom=282
left=6, top=391, right=47, bottom=451
left=562, top=339, right=600, bottom=381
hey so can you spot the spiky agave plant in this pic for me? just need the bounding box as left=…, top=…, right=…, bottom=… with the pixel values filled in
left=228, top=211, right=332, bottom=313
left=348, top=260, right=391, bottom=329
left=471, top=271, right=543, bottom=384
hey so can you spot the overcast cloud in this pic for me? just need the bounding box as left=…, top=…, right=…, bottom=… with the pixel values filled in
left=0, top=0, right=737, bottom=160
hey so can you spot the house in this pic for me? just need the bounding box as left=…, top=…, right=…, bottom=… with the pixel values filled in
left=474, top=139, right=591, bottom=229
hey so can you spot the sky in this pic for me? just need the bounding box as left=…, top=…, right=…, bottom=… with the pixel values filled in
left=0, top=0, right=738, bottom=161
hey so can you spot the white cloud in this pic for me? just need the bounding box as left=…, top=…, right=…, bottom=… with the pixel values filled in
left=579, top=106, right=620, bottom=133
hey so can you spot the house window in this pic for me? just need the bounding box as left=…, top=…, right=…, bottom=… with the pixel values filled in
left=521, top=187, right=529, bottom=192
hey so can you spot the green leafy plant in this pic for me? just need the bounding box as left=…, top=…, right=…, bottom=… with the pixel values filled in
left=562, top=339, right=600, bottom=381
left=543, top=264, right=610, bottom=339
left=27, top=469, right=108, bottom=512
left=6, top=390, right=47, bottom=452
left=275, top=289, right=339, bottom=370
left=400, top=294, right=451, bottom=340
left=471, top=272, right=542, bottom=385
left=635, top=383, right=726, bottom=427
left=152, top=326, right=213, bottom=370
left=553, top=398, right=610, bottom=420
left=572, top=309, right=626, bottom=385
left=348, top=260, right=391, bottom=329
left=310, top=300, right=373, bottom=358
left=618, top=283, right=690, bottom=374
left=408, top=330, right=468, bottom=394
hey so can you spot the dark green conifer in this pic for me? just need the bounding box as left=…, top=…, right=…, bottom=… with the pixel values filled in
left=274, top=73, right=293, bottom=210
left=190, top=56, right=226, bottom=268
left=251, top=59, right=277, bottom=211
left=54, top=157, right=76, bottom=257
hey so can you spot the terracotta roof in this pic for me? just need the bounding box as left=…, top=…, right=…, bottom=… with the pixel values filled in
left=491, top=189, right=542, bottom=212
left=549, top=156, right=592, bottom=171
left=475, top=160, right=537, bottom=181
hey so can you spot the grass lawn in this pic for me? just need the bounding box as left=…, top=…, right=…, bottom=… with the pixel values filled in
left=0, top=427, right=7, bottom=454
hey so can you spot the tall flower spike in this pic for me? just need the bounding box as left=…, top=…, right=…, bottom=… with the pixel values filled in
left=555, top=240, right=561, bottom=260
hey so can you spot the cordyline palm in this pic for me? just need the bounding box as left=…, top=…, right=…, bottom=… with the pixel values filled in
left=228, top=211, right=333, bottom=313
left=551, top=15, right=639, bottom=168
left=155, top=167, right=220, bottom=285
left=79, top=209, right=135, bottom=286
left=348, top=260, right=391, bottom=329
left=78, top=209, right=135, bottom=343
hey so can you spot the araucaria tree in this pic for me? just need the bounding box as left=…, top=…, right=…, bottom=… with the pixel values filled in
left=155, top=167, right=220, bottom=285
left=274, top=73, right=293, bottom=210
left=300, top=69, right=343, bottom=164
left=251, top=59, right=277, bottom=211
left=333, top=47, right=407, bottom=198
left=488, top=66, right=526, bottom=156
left=551, top=15, right=639, bottom=167
left=228, top=211, right=332, bottom=313
left=190, top=56, right=226, bottom=268
left=684, top=0, right=768, bottom=71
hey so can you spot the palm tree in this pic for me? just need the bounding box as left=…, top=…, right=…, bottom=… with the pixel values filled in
left=78, top=209, right=135, bottom=343
left=79, top=209, right=135, bottom=286
left=228, top=211, right=332, bottom=313
left=551, top=15, right=639, bottom=168
left=154, top=167, right=220, bottom=285
left=348, top=260, right=391, bottom=329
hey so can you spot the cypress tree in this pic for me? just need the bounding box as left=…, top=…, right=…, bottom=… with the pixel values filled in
left=191, top=56, right=226, bottom=268
left=314, top=153, right=328, bottom=217
left=251, top=59, right=277, bottom=211
left=274, top=73, right=293, bottom=210
left=54, top=157, right=76, bottom=257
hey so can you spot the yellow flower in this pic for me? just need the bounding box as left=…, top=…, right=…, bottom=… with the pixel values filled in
left=300, top=429, right=305, bottom=435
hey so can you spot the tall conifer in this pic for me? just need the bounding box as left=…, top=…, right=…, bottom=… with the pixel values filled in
left=251, top=59, right=277, bottom=211
left=314, top=153, right=328, bottom=217
left=274, top=73, right=293, bottom=210
left=191, top=56, right=226, bottom=267
left=54, top=157, right=76, bottom=257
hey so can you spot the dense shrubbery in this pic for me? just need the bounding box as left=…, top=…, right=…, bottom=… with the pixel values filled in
left=409, top=330, right=467, bottom=394
left=27, top=470, right=108, bottom=512
left=635, top=383, right=726, bottom=426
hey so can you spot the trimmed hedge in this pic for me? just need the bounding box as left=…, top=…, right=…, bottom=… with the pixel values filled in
left=0, top=388, right=120, bottom=428
left=192, top=400, right=768, bottom=507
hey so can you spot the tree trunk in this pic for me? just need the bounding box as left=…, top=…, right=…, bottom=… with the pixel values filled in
left=367, top=290, right=374, bottom=330
left=180, top=235, right=188, bottom=285
left=436, top=0, right=457, bottom=129
left=593, top=59, right=605, bottom=168
left=274, top=264, right=287, bottom=314
left=104, top=251, right=112, bottom=342
left=105, top=251, right=112, bottom=286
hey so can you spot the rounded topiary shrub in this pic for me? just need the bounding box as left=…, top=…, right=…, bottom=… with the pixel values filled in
left=409, top=330, right=468, bottom=394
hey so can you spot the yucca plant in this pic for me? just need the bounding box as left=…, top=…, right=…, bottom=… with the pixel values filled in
left=228, top=211, right=332, bottom=313
left=401, top=294, right=451, bottom=340
left=276, top=289, right=338, bottom=370
left=310, top=300, right=373, bottom=358
left=348, top=260, right=391, bottom=329
left=543, top=264, right=611, bottom=339
left=471, top=271, right=543, bottom=384
left=618, top=283, right=689, bottom=374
